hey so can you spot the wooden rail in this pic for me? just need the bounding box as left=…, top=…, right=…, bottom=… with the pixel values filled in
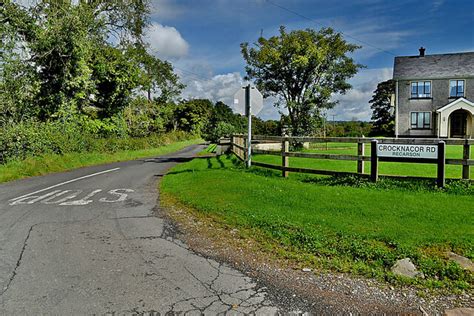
left=230, top=134, right=472, bottom=183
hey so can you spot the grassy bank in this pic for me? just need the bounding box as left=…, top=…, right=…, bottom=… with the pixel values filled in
left=0, top=138, right=201, bottom=184
left=161, top=153, right=473, bottom=292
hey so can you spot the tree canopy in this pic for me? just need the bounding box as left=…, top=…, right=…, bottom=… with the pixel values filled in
left=241, top=26, right=362, bottom=136
left=0, top=0, right=182, bottom=124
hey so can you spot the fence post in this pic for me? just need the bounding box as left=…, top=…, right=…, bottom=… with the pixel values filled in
left=370, top=140, right=378, bottom=182
left=462, top=139, right=470, bottom=180
left=244, top=136, right=248, bottom=165
left=282, top=136, right=289, bottom=178
left=230, top=135, right=234, bottom=155
left=357, top=140, right=365, bottom=174
left=437, top=141, right=446, bottom=188
left=239, top=135, right=244, bottom=160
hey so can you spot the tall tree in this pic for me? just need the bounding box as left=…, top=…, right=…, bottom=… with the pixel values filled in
left=1, top=0, right=182, bottom=123
left=174, top=99, right=213, bottom=135
left=369, top=79, right=395, bottom=136
left=241, top=26, right=362, bottom=136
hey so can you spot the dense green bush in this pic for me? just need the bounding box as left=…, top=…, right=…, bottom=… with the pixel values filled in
left=203, top=122, right=237, bottom=143
left=0, top=118, right=191, bottom=164
left=1, top=119, right=86, bottom=163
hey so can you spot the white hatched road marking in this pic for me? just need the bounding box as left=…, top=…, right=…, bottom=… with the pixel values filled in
left=8, top=167, right=120, bottom=202
left=9, top=189, right=135, bottom=206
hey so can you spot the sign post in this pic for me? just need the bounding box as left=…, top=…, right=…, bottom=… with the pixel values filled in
left=370, top=141, right=445, bottom=187
left=234, top=85, right=263, bottom=168
left=437, top=141, right=446, bottom=188
left=245, top=84, right=252, bottom=168
left=370, top=140, right=378, bottom=182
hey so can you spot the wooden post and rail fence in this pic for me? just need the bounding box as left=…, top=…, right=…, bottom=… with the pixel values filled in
left=229, top=134, right=473, bottom=187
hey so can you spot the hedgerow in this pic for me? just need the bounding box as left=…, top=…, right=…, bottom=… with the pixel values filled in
left=0, top=118, right=190, bottom=164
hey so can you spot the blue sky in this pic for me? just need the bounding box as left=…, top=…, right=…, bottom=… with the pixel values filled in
left=146, top=0, right=474, bottom=121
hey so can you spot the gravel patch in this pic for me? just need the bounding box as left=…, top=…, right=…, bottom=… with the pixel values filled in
left=158, top=200, right=473, bottom=315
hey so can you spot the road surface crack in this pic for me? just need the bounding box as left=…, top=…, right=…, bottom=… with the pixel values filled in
left=0, top=225, right=33, bottom=297
left=0, top=215, right=103, bottom=299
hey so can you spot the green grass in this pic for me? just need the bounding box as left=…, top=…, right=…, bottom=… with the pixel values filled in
left=0, top=138, right=201, bottom=184
left=161, top=154, right=474, bottom=291
left=198, top=143, right=217, bottom=155
left=253, top=143, right=473, bottom=179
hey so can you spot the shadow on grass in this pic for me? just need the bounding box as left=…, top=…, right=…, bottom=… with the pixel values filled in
left=165, top=154, right=238, bottom=176
left=301, top=174, right=473, bottom=195
left=216, top=155, right=226, bottom=168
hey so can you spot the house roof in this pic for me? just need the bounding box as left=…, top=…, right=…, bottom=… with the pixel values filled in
left=393, top=52, right=474, bottom=80
left=436, top=97, right=474, bottom=114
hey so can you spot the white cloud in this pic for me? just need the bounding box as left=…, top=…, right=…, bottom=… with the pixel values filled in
left=177, top=68, right=394, bottom=122
left=330, top=67, right=393, bottom=121
left=265, top=67, right=394, bottom=122
left=145, top=23, right=189, bottom=59
left=178, top=71, right=285, bottom=120
left=257, top=68, right=394, bottom=122
left=180, top=72, right=244, bottom=106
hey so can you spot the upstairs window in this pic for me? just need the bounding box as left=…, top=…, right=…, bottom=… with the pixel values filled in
left=411, top=112, right=431, bottom=129
left=450, top=80, right=464, bottom=97
left=411, top=81, right=431, bottom=98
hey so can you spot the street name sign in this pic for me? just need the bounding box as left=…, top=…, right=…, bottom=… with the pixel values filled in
left=376, top=143, right=438, bottom=159
left=370, top=140, right=445, bottom=188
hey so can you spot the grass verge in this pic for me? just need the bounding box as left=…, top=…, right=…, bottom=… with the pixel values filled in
left=161, top=153, right=473, bottom=293
left=0, top=138, right=201, bottom=184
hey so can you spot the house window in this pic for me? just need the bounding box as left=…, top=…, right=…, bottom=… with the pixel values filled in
left=411, top=112, right=431, bottom=129
left=411, top=81, right=431, bottom=98
left=449, top=80, right=464, bottom=97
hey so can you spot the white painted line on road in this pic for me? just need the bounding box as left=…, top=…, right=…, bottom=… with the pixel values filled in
left=9, top=167, right=121, bottom=202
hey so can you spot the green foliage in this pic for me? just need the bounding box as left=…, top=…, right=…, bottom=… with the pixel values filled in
left=0, top=3, right=40, bottom=124
left=90, top=45, right=142, bottom=118
left=78, top=114, right=128, bottom=138
left=369, top=80, right=395, bottom=136
left=0, top=1, right=193, bottom=167
left=252, top=117, right=281, bottom=136
left=302, top=176, right=474, bottom=195
left=241, top=26, right=363, bottom=136
left=174, top=99, right=213, bottom=135
left=0, top=117, right=191, bottom=164
left=202, top=101, right=247, bottom=142
left=324, top=121, right=373, bottom=137
left=1, top=119, right=88, bottom=163
left=0, top=137, right=200, bottom=184
left=205, top=122, right=237, bottom=143
left=1, top=1, right=182, bottom=125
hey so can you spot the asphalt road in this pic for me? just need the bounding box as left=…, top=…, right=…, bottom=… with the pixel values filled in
left=0, top=145, right=281, bottom=314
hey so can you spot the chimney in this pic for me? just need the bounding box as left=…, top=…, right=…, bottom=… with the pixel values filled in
left=419, top=47, right=426, bottom=57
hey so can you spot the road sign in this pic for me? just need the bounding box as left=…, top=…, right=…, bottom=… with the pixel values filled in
left=233, top=86, right=263, bottom=115
left=376, top=144, right=438, bottom=159
left=233, top=85, right=264, bottom=168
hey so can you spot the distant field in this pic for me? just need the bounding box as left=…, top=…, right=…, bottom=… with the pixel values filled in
left=253, top=143, right=473, bottom=179
left=162, top=153, right=474, bottom=291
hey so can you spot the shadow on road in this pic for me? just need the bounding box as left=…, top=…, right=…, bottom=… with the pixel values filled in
left=144, top=157, right=195, bottom=164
